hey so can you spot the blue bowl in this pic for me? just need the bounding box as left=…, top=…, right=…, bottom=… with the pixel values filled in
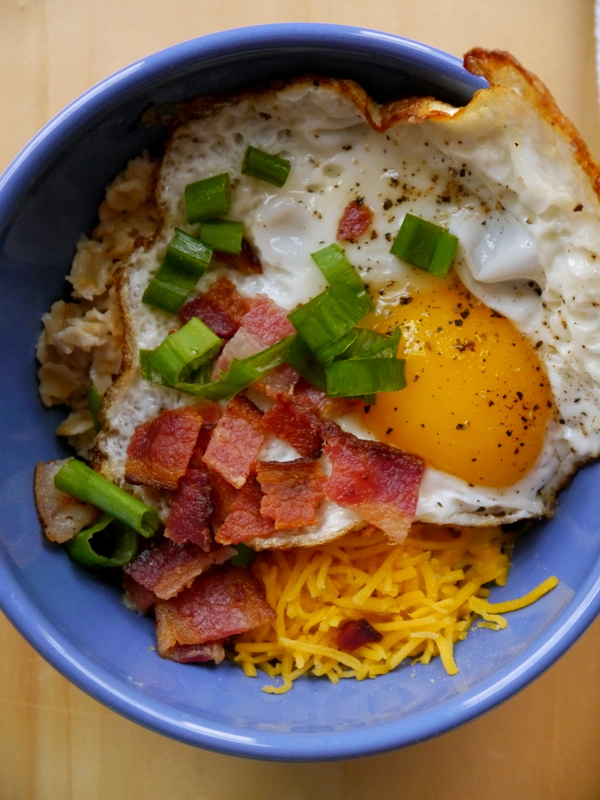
left=0, top=23, right=598, bottom=761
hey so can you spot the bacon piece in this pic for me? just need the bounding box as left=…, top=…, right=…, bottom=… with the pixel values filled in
left=34, top=459, right=98, bottom=543
left=122, top=571, right=159, bottom=614
left=213, top=295, right=295, bottom=376
left=162, top=641, right=225, bottom=664
left=336, top=619, right=382, bottom=651
left=257, top=458, right=325, bottom=530
left=124, top=539, right=236, bottom=600
left=262, top=392, right=323, bottom=458
left=337, top=200, right=374, bottom=241
left=165, top=466, right=212, bottom=551
left=178, top=276, right=249, bottom=339
left=322, top=422, right=424, bottom=543
left=215, top=477, right=274, bottom=545
left=125, top=407, right=204, bottom=491
left=216, top=238, right=263, bottom=275
left=208, top=468, right=240, bottom=529
left=255, top=364, right=300, bottom=398
left=202, top=395, right=265, bottom=488
left=155, top=567, right=275, bottom=656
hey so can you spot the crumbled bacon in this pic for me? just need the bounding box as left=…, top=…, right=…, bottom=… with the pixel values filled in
left=122, top=571, right=159, bottom=614
left=322, top=421, right=424, bottom=543
left=202, top=395, right=265, bottom=488
left=336, top=619, right=382, bottom=651
left=213, top=295, right=295, bottom=375
left=337, top=199, right=374, bottom=241
left=162, top=641, right=225, bottom=664
left=262, top=392, right=323, bottom=458
left=215, top=477, right=274, bottom=545
left=208, top=468, right=240, bottom=529
left=178, top=276, right=249, bottom=339
left=125, top=407, right=204, bottom=491
left=124, top=539, right=236, bottom=600
left=216, top=238, right=263, bottom=275
left=155, top=567, right=275, bottom=656
left=257, top=458, right=325, bottom=530
left=165, top=466, right=213, bottom=551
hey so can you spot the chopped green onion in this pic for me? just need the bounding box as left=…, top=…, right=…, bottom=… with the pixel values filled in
left=66, top=514, right=138, bottom=568
left=287, top=285, right=371, bottom=357
left=316, top=328, right=359, bottom=364
left=198, top=219, right=244, bottom=254
left=241, top=146, right=291, bottom=187
left=230, top=543, right=256, bottom=567
left=338, top=326, right=401, bottom=361
left=311, top=243, right=370, bottom=301
left=86, top=386, right=102, bottom=431
left=142, top=229, right=212, bottom=313
left=176, top=336, right=294, bottom=401
left=145, top=318, right=223, bottom=386
left=185, top=173, right=231, bottom=223
left=281, top=334, right=327, bottom=392
left=390, top=213, right=458, bottom=278
left=324, top=357, right=407, bottom=397
left=139, top=349, right=169, bottom=386
left=54, top=459, right=159, bottom=538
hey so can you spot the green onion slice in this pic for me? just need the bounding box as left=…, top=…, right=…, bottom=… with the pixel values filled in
left=390, top=213, right=458, bottom=278
left=198, top=219, right=244, bottom=255
left=324, top=357, right=407, bottom=397
left=66, top=514, right=138, bottom=568
left=142, top=229, right=212, bottom=314
left=338, top=326, right=401, bottom=361
left=54, top=460, right=159, bottom=538
left=311, top=243, right=370, bottom=302
left=288, top=285, right=371, bottom=357
left=241, top=146, right=291, bottom=187
left=145, top=318, right=223, bottom=386
left=176, top=336, right=294, bottom=401
left=281, top=334, right=327, bottom=392
left=230, top=543, right=256, bottom=567
left=185, top=173, right=231, bottom=223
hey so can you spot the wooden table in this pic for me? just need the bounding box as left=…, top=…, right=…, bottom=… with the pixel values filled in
left=2, top=1, right=600, bottom=798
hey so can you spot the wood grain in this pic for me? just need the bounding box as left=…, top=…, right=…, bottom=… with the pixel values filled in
left=1, top=1, right=600, bottom=798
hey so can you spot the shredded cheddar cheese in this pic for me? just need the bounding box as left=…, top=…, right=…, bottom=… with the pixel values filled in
left=233, top=524, right=558, bottom=693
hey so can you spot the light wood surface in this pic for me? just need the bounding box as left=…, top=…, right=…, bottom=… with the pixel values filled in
left=2, top=2, right=600, bottom=798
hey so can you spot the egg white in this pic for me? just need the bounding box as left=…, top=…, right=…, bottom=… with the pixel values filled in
left=95, top=71, right=600, bottom=539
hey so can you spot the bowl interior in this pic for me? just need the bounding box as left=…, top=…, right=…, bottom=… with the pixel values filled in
left=0, top=24, right=598, bottom=760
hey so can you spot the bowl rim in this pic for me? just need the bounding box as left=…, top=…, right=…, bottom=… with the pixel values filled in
left=1, top=21, right=598, bottom=761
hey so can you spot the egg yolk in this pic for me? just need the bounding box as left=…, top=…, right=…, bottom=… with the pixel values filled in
left=359, top=277, right=553, bottom=487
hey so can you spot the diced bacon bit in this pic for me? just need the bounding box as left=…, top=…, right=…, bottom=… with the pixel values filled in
left=322, top=421, right=424, bottom=543
left=262, top=392, right=323, bottom=458
left=122, top=571, right=159, bottom=614
left=162, top=641, right=225, bottom=664
left=254, top=363, right=300, bottom=398
left=155, top=566, right=275, bottom=656
left=215, top=477, right=274, bottom=545
left=124, top=538, right=236, bottom=600
left=216, top=238, right=263, bottom=275
left=178, top=276, right=250, bottom=339
left=241, top=295, right=296, bottom=346
left=337, top=199, right=374, bottom=241
left=336, top=619, right=383, bottom=651
left=165, top=466, right=213, bottom=551
left=213, top=295, right=295, bottom=376
left=293, top=378, right=363, bottom=418
left=202, top=395, right=265, bottom=489
left=187, top=404, right=223, bottom=467
left=34, top=459, right=98, bottom=543
left=208, top=468, right=240, bottom=529
left=125, top=407, right=204, bottom=491
left=257, top=458, right=326, bottom=531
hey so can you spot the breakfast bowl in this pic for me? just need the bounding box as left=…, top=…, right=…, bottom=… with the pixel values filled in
left=1, top=23, right=600, bottom=761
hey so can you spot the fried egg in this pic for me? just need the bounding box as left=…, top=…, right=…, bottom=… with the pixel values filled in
left=94, top=51, right=600, bottom=541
